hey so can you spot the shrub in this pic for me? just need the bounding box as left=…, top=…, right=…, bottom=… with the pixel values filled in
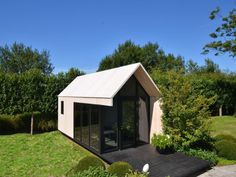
left=0, top=112, right=57, bottom=134
left=181, top=148, right=218, bottom=166
left=125, top=170, right=148, bottom=177
left=70, top=156, right=105, bottom=174
left=215, top=140, right=236, bottom=160
left=107, top=161, right=133, bottom=177
left=214, top=134, right=236, bottom=143
left=151, top=70, right=215, bottom=150
left=151, top=134, right=173, bottom=150
left=67, top=167, right=116, bottom=177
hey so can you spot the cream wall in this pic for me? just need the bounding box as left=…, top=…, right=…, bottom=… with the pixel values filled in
left=58, top=97, right=74, bottom=138
left=150, top=97, right=163, bottom=141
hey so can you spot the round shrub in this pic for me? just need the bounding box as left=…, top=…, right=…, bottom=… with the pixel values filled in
left=107, top=161, right=133, bottom=177
left=71, top=156, right=105, bottom=173
left=215, top=134, right=236, bottom=143
left=215, top=140, right=236, bottom=160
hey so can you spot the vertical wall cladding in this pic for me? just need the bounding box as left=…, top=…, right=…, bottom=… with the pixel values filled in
left=58, top=97, right=74, bottom=138
left=149, top=97, right=163, bottom=141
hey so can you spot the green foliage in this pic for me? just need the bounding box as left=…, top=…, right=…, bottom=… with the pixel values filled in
left=69, top=155, right=105, bottom=174
left=215, top=140, right=236, bottom=160
left=125, top=170, right=148, bottom=177
left=181, top=148, right=218, bottom=166
left=151, top=69, right=215, bottom=149
left=107, top=162, right=133, bottom=177
left=0, top=112, right=57, bottom=134
left=98, top=40, right=184, bottom=72
left=214, top=134, right=236, bottom=143
left=214, top=133, right=236, bottom=161
left=203, top=7, right=236, bottom=57
left=0, top=42, right=53, bottom=75
left=0, top=68, right=84, bottom=115
left=151, top=134, right=173, bottom=150
left=188, top=72, right=236, bottom=115
left=68, top=167, right=117, bottom=177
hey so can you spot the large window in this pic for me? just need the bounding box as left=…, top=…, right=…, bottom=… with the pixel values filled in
left=102, top=97, right=118, bottom=152
left=74, top=103, right=100, bottom=152
left=137, top=84, right=149, bottom=143
left=90, top=106, right=100, bottom=151
left=81, top=105, right=90, bottom=145
left=74, top=104, right=82, bottom=141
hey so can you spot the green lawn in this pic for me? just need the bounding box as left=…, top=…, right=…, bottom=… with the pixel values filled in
left=211, top=116, right=236, bottom=139
left=0, top=131, right=93, bottom=177
left=211, top=116, right=236, bottom=166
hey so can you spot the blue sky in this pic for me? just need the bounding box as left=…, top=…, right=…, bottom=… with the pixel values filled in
left=0, top=0, right=235, bottom=73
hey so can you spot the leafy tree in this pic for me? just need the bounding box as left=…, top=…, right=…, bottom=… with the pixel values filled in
left=186, top=59, right=199, bottom=73
left=203, top=7, right=236, bottom=57
left=98, top=40, right=185, bottom=72
left=151, top=69, right=215, bottom=149
left=200, top=59, right=220, bottom=73
left=0, top=42, right=54, bottom=75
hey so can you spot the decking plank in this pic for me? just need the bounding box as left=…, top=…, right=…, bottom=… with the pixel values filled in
left=101, top=144, right=210, bottom=177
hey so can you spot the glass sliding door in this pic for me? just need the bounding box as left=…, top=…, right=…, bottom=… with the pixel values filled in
left=137, top=84, right=149, bottom=143
left=121, top=99, right=136, bottom=148
left=102, top=98, right=118, bottom=152
left=74, top=103, right=82, bottom=141
left=81, top=105, right=90, bottom=145
left=74, top=103, right=101, bottom=152
left=90, top=106, right=100, bottom=151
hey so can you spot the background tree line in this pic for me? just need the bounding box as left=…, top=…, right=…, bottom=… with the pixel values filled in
left=0, top=43, right=84, bottom=133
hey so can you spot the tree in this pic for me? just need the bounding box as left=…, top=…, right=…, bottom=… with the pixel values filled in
left=200, top=59, right=220, bottom=73
left=151, top=69, right=215, bottom=149
left=186, top=59, right=199, bottom=73
left=98, top=40, right=185, bottom=72
left=203, top=7, right=236, bottom=57
left=0, top=42, right=54, bottom=75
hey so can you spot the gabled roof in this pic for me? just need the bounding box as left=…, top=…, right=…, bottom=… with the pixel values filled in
left=59, top=63, right=160, bottom=106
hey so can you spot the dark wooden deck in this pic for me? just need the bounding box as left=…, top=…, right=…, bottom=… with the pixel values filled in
left=101, top=144, right=210, bottom=177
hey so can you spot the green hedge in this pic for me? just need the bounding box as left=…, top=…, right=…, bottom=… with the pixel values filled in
left=0, top=69, right=80, bottom=115
left=181, top=148, right=218, bottom=166
left=0, top=112, right=57, bottom=134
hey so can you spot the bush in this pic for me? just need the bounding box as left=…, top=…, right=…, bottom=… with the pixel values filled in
left=181, top=148, right=218, bottom=166
left=125, top=170, right=148, bottom=177
left=67, top=167, right=116, bottom=177
left=215, top=140, right=236, bottom=160
left=0, top=112, right=57, bottom=134
left=107, top=162, right=133, bottom=177
left=151, top=134, right=173, bottom=150
left=70, top=156, right=105, bottom=174
left=215, top=134, right=236, bottom=143
left=151, top=70, right=215, bottom=150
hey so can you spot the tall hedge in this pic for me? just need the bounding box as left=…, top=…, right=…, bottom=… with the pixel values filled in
left=0, top=68, right=82, bottom=115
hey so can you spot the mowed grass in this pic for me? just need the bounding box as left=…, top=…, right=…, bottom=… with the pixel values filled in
left=0, top=131, right=92, bottom=177
left=211, top=116, right=236, bottom=138
left=210, top=116, right=236, bottom=166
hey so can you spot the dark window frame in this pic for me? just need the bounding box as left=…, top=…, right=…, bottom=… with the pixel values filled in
left=61, top=101, right=64, bottom=115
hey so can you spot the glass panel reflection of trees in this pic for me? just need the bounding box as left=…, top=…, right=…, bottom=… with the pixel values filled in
left=102, top=101, right=118, bottom=152
left=90, top=106, right=100, bottom=151
left=74, top=103, right=100, bottom=152
left=121, top=100, right=136, bottom=148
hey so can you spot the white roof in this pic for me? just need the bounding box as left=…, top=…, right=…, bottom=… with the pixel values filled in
left=59, top=63, right=160, bottom=106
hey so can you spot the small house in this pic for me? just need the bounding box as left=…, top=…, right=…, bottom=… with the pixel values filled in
left=58, top=63, right=163, bottom=154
